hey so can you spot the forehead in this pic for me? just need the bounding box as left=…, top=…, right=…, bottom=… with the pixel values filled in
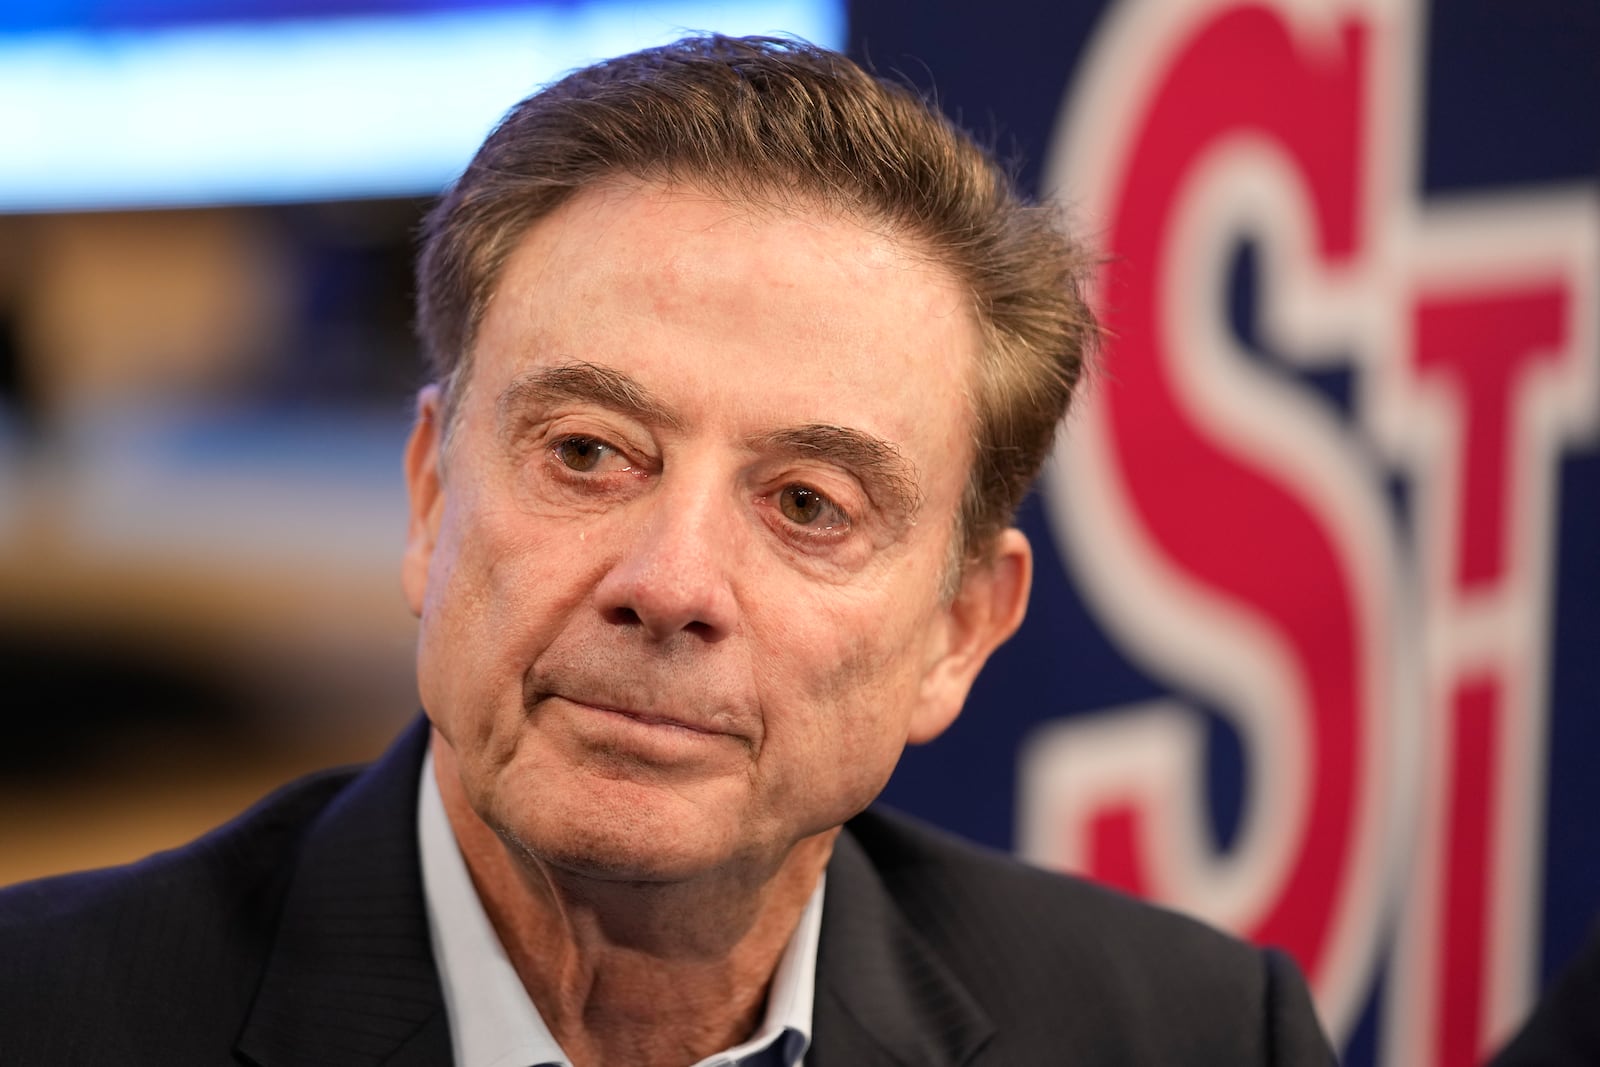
left=471, top=181, right=980, bottom=494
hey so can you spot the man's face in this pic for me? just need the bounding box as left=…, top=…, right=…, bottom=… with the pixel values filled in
left=403, top=181, right=1030, bottom=883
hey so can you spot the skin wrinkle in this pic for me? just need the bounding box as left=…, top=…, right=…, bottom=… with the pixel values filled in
left=500, top=362, right=687, bottom=436
left=495, top=358, right=927, bottom=565
left=443, top=179, right=973, bottom=446
left=520, top=663, right=759, bottom=751
left=748, top=424, right=923, bottom=528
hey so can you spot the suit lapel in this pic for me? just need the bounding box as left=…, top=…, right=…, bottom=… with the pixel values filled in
left=237, top=718, right=451, bottom=1067
left=808, top=825, right=994, bottom=1067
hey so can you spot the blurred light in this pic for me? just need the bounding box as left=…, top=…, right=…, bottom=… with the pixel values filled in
left=0, top=0, right=845, bottom=211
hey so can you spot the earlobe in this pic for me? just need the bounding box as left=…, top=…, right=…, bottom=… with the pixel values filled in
left=909, top=529, right=1033, bottom=744
left=401, top=385, right=446, bottom=617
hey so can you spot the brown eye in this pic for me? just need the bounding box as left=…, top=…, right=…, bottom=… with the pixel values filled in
left=555, top=437, right=611, bottom=472
left=778, top=485, right=827, bottom=525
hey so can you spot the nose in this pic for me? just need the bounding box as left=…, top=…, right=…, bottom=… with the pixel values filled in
left=593, top=478, right=739, bottom=643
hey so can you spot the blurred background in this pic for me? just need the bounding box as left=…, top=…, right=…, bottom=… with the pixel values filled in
left=2, top=2, right=1597, bottom=1066
left=0, top=0, right=847, bottom=883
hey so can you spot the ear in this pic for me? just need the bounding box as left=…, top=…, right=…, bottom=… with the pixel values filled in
left=909, top=528, right=1033, bottom=744
left=401, top=384, right=446, bottom=618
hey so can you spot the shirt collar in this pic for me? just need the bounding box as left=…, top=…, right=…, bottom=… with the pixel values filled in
left=418, top=745, right=823, bottom=1067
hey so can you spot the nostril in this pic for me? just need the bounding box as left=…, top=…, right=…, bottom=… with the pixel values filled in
left=604, top=605, right=643, bottom=627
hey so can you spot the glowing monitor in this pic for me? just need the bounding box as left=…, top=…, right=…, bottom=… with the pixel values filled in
left=0, top=0, right=846, bottom=211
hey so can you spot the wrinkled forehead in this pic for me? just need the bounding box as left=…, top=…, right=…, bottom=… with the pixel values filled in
left=517, top=176, right=972, bottom=312
left=476, top=180, right=978, bottom=478
left=452, top=177, right=982, bottom=420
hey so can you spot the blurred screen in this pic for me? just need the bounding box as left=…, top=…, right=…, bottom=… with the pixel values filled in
left=0, top=0, right=846, bottom=211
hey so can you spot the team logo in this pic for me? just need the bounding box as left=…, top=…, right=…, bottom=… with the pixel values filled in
left=1017, top=1, right=1599, bottom=1063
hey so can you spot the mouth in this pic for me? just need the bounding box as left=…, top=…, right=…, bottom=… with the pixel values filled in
left=537, top=692, right=751, bottom=765
left=522, top=666, right=755, bottom=754
left=576, top=699, right=728, bottom=737
left=529, top=682, right=742, bottom=736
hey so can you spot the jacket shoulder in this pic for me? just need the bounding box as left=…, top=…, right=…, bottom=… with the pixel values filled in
left=844, top=807, right=1336, bottom=1064
left=0, top=766, right=358, bottom=1063
left=849, top=805, right=1253, bottom=969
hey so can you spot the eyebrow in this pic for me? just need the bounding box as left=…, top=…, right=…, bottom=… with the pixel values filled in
left=497, top=361, right=684, bottom=432
left=497, top=361, right=924, bottom=522
left=750, top=424, right=924, bottom=524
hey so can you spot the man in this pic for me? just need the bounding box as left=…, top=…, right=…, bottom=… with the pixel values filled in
left=0, top=35, right=1335, bottom=1065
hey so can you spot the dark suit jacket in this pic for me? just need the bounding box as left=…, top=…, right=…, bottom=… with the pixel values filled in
left=0, top=720, right=1336, bottom=1065
left=1488, top=918, right=1600, bottom=1066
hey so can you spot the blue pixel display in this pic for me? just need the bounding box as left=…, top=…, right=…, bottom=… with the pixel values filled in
left=0, top=0, right=844, bottom=210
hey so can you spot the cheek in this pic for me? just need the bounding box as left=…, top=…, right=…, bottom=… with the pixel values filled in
left=753, top=592, right=934, bottom=794
left=417, top=500, right=586, bottom=748
left=431, top=497, right=577, bottom=625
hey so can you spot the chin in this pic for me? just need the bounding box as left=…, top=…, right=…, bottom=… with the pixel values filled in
left=510, top=827, right=736, bottom=886
left=490, top=787, right=749, bottom=885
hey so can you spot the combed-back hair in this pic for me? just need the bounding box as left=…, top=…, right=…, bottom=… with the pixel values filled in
left=416, top=34, right=1096, bottom=561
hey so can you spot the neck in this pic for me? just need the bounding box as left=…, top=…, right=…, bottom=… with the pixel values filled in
left=432, top=733, right=833, bottom=1067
